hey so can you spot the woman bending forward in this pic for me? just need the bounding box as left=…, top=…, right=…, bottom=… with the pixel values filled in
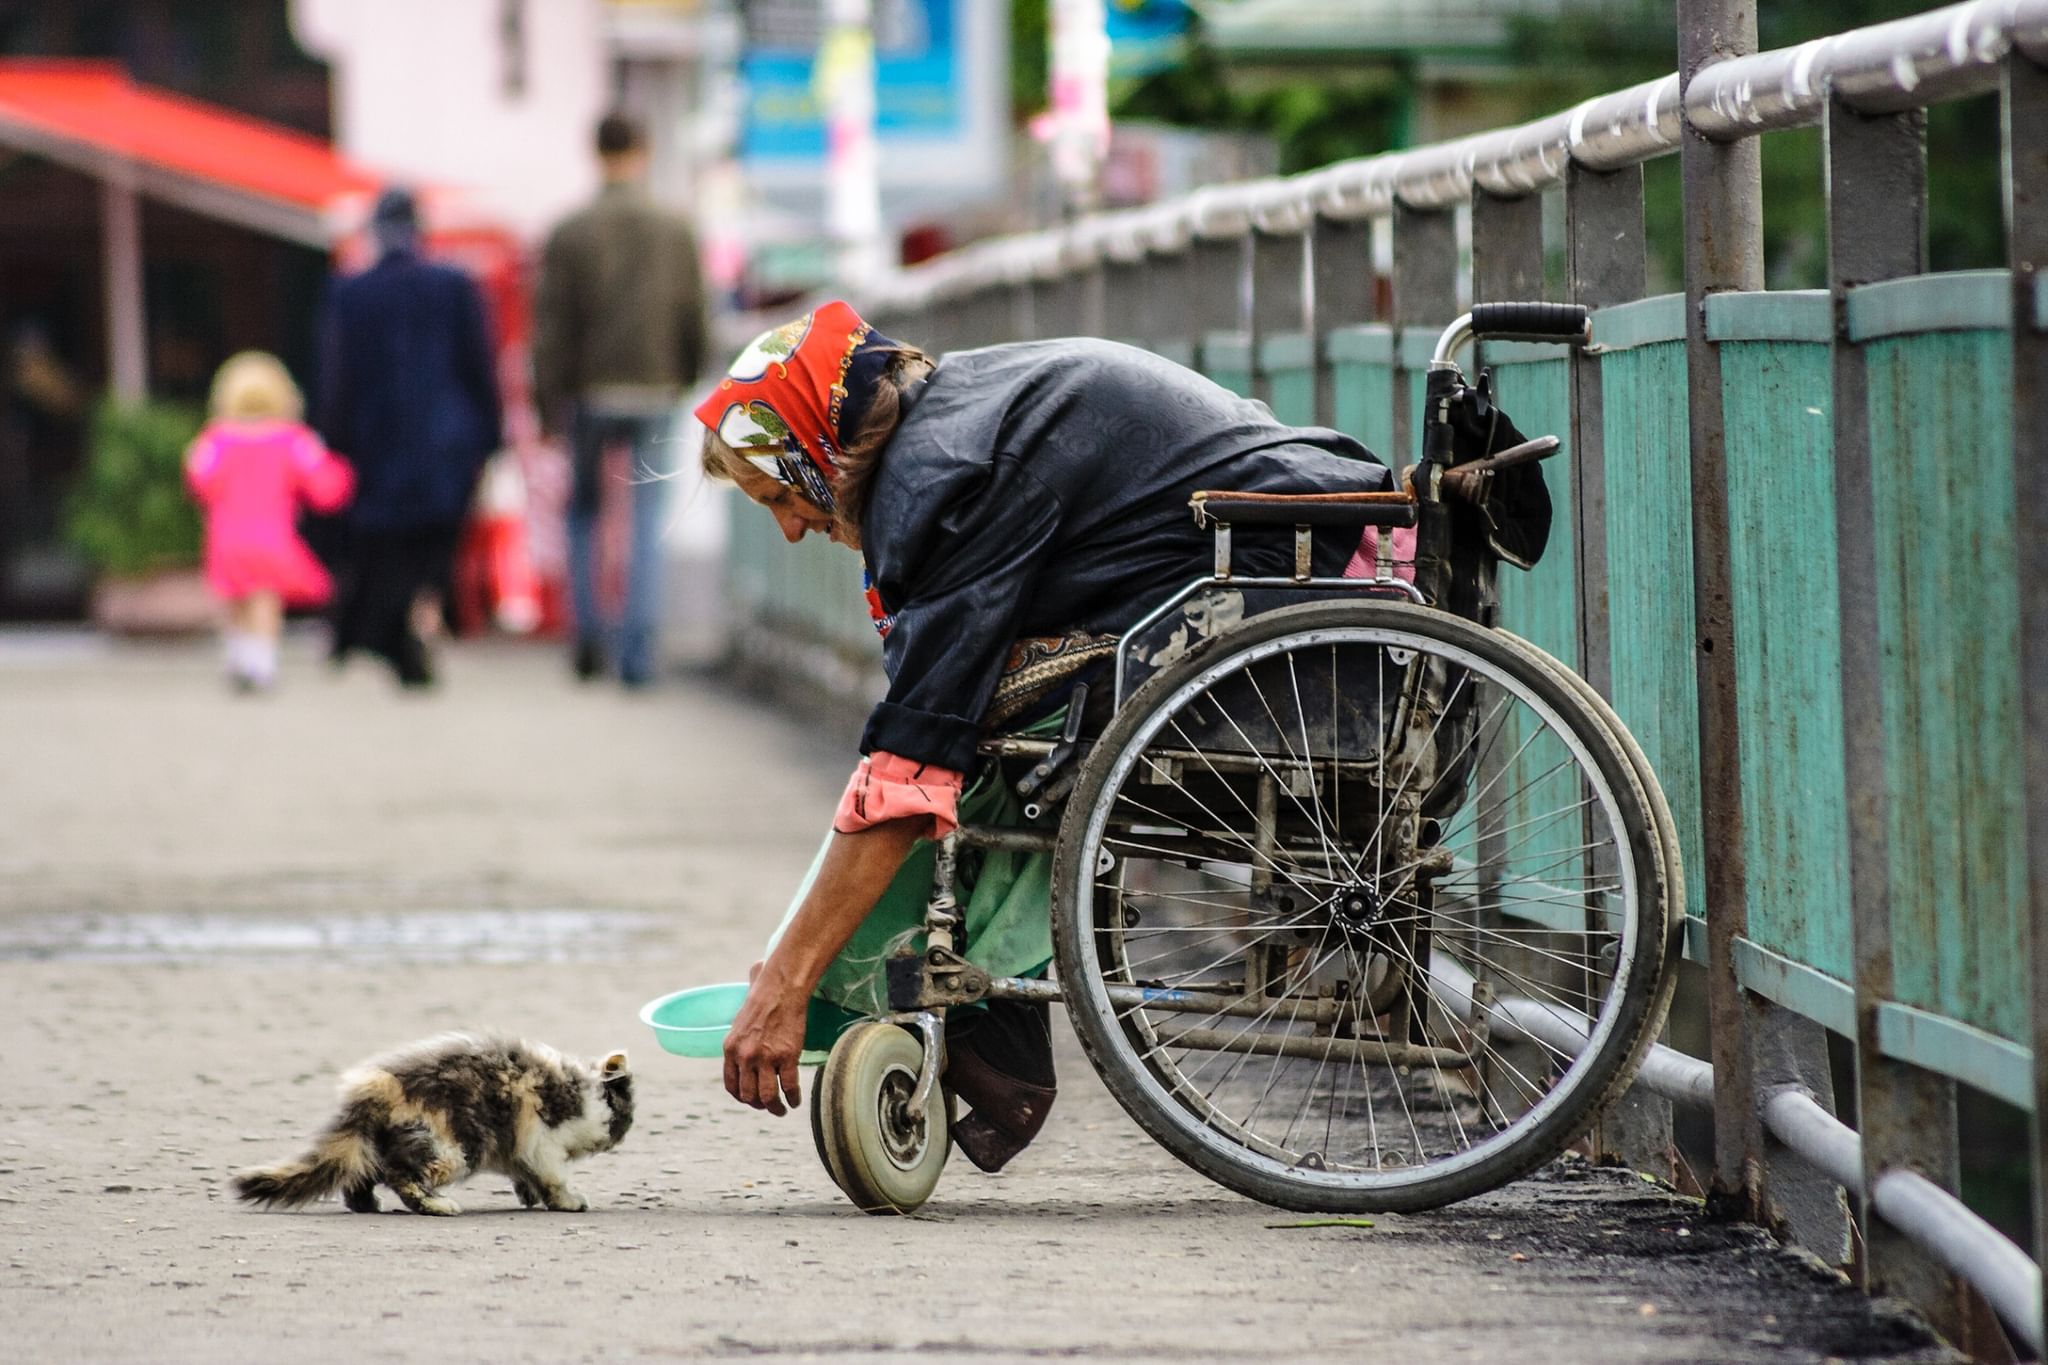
left=701, top=301, right=1394, bottom=1172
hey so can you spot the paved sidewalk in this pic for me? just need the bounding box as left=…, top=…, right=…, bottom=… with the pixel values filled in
left=0, top=636, right=1961, bottom=1363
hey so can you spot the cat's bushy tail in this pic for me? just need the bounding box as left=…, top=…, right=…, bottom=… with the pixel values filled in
left=231, top=1128, right=374, bottom=1208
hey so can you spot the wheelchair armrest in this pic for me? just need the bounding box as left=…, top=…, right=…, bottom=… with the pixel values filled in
left=1189, top=489, right=1418, bottom=529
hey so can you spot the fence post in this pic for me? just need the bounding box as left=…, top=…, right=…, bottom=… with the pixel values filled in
left=1678, top=0, right=1761, bottom=1217
left=1389, top=201, right=1458, bottom=467
left=2007, top=44, right=2048, bottom=1344
left=1102, top=254, right=1146, bottom=346
left=1561, top=161, right=1678, bottom=1179
left=1680, top=0, right=1828, bottom=1239
left=1075, top=253, right=1107, bottom=340
left=1147, top=237, right=1196, bottom=359
left=1825, top=94, right=1963, bottom=1329
left=1032, top=270, right=1079, bottom=342
left=976, top=282, right=1011, bottom=346
left=1188, top=234, right=1247, bottom=374
left=1009, top=275, right=1037, bottom=344
left=1310, top=215, right=1376, bottom=428
left=1468, top=185, right=1555, bottom=1129
left=1249, top=224, right=1307, bottom=404
left=1563, top=163, right=1638, bottom=721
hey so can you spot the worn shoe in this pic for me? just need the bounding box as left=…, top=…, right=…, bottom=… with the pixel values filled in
left=573, top=639, right=606, bottom=682
left=945, top=1039, right=1056, bottom=1173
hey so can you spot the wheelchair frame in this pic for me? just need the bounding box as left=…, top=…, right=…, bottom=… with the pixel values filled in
left=810, top=302, right=1682, bottom=1214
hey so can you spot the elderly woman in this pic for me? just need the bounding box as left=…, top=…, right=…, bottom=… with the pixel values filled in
left=701, top=300, right=1396, bottom=1172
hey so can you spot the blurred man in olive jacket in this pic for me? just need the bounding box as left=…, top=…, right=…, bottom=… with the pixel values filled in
left=532, top=112, right=709, bottom=688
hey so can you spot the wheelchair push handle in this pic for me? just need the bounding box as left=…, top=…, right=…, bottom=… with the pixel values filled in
left=1431, top=303, right=1590, bottom=365
left=1471, top=302, right=1590, bottom=343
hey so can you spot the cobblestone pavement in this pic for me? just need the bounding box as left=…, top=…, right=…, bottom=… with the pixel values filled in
left=0, top=634, right=1963, bottom=1364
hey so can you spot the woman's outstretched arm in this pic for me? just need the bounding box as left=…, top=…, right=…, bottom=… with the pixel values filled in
left=723, top=817, right=926, bottom=1115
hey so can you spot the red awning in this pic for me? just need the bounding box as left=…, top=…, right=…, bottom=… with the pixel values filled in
left=0, top=59, right=379, bottom=246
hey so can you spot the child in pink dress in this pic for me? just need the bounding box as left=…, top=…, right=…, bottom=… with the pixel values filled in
left=185, top=352, right=354, bottom=690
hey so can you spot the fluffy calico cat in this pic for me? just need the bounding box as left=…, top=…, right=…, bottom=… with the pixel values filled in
left=232, top=1034, right=633, bottom=1216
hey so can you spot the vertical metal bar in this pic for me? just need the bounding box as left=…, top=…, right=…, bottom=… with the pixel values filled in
left=1827, top=96, right=1957, bottom=1322
left=950, top=286, right=979, bottom=349
left=2009, top=47, right=2048, bottom=1350
left=1148, top=245, right=1195, bottom=358
left=1187, top=235, right=1246, bottom=373
left=1470, top=190, right=1543, bottom=304
left=1468, top=186, right=1550, bottom=1124
left=1033, top=274, right=1078, bottom=340
left=1250, top=227, right=1307, bottom=404
left=1103, top=259, right=1144, bottom=343
left=1075, top=262, right=1107, bottom=340
left=1010, top=278, right=1037, bottom=344
left=904, top=305, right=934, bottom=357
left=1676, top=0, right=1847, bottom=1260
left=1310, top=215, right=1376, bottom=429
left=1678, top=0, right=1771, bottom=1218
left=101, top=174, right=147, bottom=403
left=1560, top=161, right=1675, bottom=1177
left=1390, top=201, right=1458, bottom=469
left=1564, top=163, right=1643, bottom=700
left=975, top=283, right=1006, bottom=346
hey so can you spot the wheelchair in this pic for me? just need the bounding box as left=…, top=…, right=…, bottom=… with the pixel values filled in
left=810, top=304, right=1687, bottom=1215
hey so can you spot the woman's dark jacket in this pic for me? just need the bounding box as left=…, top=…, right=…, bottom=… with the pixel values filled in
left=860, top=339, right=1391, bottom=772
left=317, top=248, right=503, bottom=533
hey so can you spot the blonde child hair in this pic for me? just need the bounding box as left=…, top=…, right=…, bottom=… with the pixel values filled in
left=209, top=351, right=304, bottom=423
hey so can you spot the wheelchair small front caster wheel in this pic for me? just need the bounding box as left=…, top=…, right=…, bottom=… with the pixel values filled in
left=813, top=1021, right=953, bottom=1215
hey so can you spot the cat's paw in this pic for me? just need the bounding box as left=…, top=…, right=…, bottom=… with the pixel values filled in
left=416, top=1195, right=461, bottom=1217
left=546, top=1190, right=589, bottom=1213
left=512, top=1178, right=542, bottom=1208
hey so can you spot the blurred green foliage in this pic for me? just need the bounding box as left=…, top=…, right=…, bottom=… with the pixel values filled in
left=1510, top=0, right=2004, bottom=288
left=66, top=397, right=204, bottom=577
left=1011, top=0, right=1048, bottom=123
left=1113, top=38, right=1405, bottom=176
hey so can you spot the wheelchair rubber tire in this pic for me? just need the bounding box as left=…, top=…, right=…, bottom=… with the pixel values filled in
left=1051, top=598, right=1676, bottom=1214
left=813, top=1021, right=951, bottom=1215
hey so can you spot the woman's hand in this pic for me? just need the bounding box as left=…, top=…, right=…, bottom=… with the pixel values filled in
left=720, top=818, right=927, bottom=1117
left=724, top=963, right=806, bottom=1115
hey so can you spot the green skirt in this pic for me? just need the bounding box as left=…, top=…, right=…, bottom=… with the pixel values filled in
left=766, top=722, right=1060, bottom=1053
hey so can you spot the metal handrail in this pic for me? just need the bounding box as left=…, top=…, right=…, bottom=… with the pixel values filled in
left=856, top=0, right=2047, bottom=317
left=1426, top=956, right=2044, bottom=1353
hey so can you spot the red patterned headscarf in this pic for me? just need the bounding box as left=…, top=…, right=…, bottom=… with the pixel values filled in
left=693, top=299, right=902, bottom=514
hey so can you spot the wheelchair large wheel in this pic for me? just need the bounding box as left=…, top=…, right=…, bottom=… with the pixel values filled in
left=1052, top=599, right=1679, bottom=1213
left=813, top=1021, right=953, bottom=1215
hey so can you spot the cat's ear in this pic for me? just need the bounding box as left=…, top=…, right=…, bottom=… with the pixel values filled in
left=600, top=1051, right=630, bottom=1082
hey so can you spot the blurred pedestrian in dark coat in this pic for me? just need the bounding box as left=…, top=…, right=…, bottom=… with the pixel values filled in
left=319, top=188, right=502, bottom=687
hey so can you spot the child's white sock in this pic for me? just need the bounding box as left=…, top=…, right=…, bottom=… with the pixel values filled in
left=223, top=630, right=275, bottom=688
left=245, top=635, right=279, bottom=688
left=222, top=629, right=251, bottom=681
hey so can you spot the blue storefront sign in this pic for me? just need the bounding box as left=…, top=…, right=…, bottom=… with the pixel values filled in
left=742, top=0, right=962, bottom=163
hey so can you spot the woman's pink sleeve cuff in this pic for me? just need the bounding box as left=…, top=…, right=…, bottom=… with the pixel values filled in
left=833, top=751, right=966, bottom=839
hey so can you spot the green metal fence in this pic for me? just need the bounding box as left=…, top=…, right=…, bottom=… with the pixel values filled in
left=715, top=0, right=2048, bottom=1347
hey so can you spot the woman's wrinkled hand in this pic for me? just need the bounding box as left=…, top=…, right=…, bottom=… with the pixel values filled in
left=724, top=965, right=805, bottom=1115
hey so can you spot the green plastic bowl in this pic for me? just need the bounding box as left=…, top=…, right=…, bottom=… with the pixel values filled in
left=639, top=983, right=831, bottom=1065
left=640, top=982, right=749, bottom=1058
